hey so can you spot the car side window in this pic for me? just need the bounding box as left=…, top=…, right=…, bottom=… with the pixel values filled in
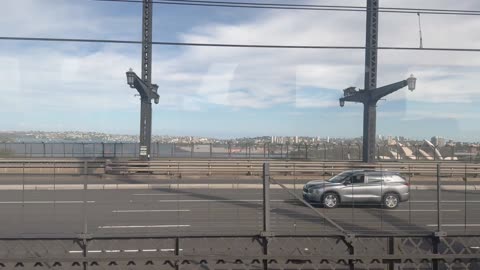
left=350, top=174, right=365, bottom=185
left=367, top=173, right=384, bottom=184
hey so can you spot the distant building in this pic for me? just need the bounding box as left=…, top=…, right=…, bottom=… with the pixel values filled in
left=431, top=136, right=446, bottom=147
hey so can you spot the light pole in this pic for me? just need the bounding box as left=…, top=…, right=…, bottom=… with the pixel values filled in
left=339, top=75, right=417, bottom=163
left=126, top=68, right=160, bottom=161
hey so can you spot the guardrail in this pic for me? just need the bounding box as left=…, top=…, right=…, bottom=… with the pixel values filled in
left=1, top=159, right=480, bottom=177
left=0, top=159, right=105, bottom=175
left=105, top=160, right=480, bottom=178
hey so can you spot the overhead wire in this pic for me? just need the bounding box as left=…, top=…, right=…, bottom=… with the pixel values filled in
left=93, top=0, right=480, bottom=16
left=1, top=36, right=480, bottom=52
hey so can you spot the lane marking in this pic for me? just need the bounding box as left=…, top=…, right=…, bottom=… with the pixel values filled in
left=87, top=250, right=102, bottom=253
left=390, top=210, right=460, bottom=212
left=142, top=249, right=158, bottom=252
left=112, top=209, right=190, bottom=213
left=124, top=250, right=139, bottom=253
left=161, top=249, right=183, bottom=252
left=69, top=250, right=83, bottom=254
left=426, top=224, right=480, bottom=227
left=105, top=250, right=120, bottom=253
left=413, top=200, right=480, bottom=203
left=98, top=225, right=190, bottom=229
left=155, top=199, right=286, bottom=203
left=133, top=194, right=181, bottom=196
left=0, top=201, right=95, bottom=204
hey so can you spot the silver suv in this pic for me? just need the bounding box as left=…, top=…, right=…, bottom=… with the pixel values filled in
left=303, top=170, right=409, bottom=209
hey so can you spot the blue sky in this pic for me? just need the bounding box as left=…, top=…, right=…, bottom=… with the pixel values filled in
left=1, top=0, right=480, bottom=140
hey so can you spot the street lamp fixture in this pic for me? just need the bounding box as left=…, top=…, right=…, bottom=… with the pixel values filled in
left=126, top=68, right=135, bottom=87
left=407, top=74, right=417, bottom=91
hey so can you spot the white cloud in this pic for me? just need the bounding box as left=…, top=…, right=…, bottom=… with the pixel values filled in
left=1, top=0, right=480, bottom=116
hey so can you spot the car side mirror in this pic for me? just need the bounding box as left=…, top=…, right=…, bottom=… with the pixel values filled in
left=344, top=180, right=351, bottom=185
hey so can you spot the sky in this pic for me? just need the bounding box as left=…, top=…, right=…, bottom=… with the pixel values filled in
left=1, top=0, right=480, bottom=140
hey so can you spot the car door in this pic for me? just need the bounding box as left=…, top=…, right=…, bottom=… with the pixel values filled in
left=340, top=172, right=369, bottom=203
left=364, top=172, right=385, bottom=203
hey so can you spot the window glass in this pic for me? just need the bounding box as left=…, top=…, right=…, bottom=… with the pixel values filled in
left=350, top=174, right=365, bottom=184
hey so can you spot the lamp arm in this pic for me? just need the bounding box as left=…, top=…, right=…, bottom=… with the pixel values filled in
left=371, top=80, right=408, bottom=101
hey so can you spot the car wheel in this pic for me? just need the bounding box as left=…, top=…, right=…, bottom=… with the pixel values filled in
left=323, top=193, right=340, bottom=209
left=383, top=193, right=400, bottom=209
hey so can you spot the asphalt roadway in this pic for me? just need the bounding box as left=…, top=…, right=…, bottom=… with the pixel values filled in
left=0, top=175, right=479, bottom=238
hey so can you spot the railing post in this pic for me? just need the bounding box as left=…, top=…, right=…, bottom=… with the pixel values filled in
left=437, top=164, right=442, bottom=232
left=209, top=143, right=212, bottom=158
left=432, top=163, right=446, bottom=270
left=465, top=163, right=468, bottom=232
left=81, top=160, right=90, bottom=270
left=387, top=236, right=395, bottom=270
left=262, top=162, right=270, bottom=233
left=305, top=143, right=308, bottom=160
left=175, top=237, right=180, bottom=270
left=101, top=142, right=105, bottom=158
left=261, top=162, right=272, bottom=270
left=63, top=142, right=66, bottom=158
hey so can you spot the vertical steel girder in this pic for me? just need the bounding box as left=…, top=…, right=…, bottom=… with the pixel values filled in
left=142, top=0, right=152, bottom=85
left=139, top=0, right=153, bottom=161
left=362, top=0, right=379, bottom=163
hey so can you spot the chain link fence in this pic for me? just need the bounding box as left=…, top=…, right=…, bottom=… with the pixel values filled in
left=2, top=142, right=479, bottom=162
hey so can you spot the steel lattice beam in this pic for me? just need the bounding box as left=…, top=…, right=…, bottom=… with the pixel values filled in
left=138, top=0, right=154, bottom=161
left=362, top=0, right=379, bottom=164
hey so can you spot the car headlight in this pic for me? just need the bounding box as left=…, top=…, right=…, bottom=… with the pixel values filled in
left=309, top=188, right=323, bottom=194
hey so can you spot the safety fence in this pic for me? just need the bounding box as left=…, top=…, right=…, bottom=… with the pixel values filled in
left=0, top=235, right=479, bottom=269
left=1, top=162, right=480, bottom=269
left=1, top=142, right=479, bottom=162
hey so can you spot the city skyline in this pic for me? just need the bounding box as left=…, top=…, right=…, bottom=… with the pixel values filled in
left=0, top=130, right=469, bottom=144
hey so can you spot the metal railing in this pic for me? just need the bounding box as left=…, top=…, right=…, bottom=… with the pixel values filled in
left=0, top=162, right=479, bottom=269
left=2, top=142, right=479, bottom=162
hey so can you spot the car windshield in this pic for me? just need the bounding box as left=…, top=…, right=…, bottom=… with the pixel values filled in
left=327, top=172, right=353, bottom=183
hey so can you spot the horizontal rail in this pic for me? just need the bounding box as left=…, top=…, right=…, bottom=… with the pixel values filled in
left=1, top=159, right=479, bottom=177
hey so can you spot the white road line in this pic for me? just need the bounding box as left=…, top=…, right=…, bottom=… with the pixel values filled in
left=105, top=250, right=121, bottom=253
left=426, top=224, right=480, bottom=227
left=155, top=199, right=286, bottom=203
left=68, top=250, right=83, bottom=254
left=133, top=194, right=181, bottom=196
left=0, top=201, right=95, bottom=204
left=390, top=210, right=460, bottom=212
left=413, top=200, right=479, bottom=203
left=98, top=225, right=190, bottom=229
left=87, top=250, right=102, bottom=253
left=112, top=209, right=190, bottom=213
left=142, top=249, right=158, bottom=252
left=161, top=249, right=183, bottom=252
left=124, top=250, right=139, bottom=253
